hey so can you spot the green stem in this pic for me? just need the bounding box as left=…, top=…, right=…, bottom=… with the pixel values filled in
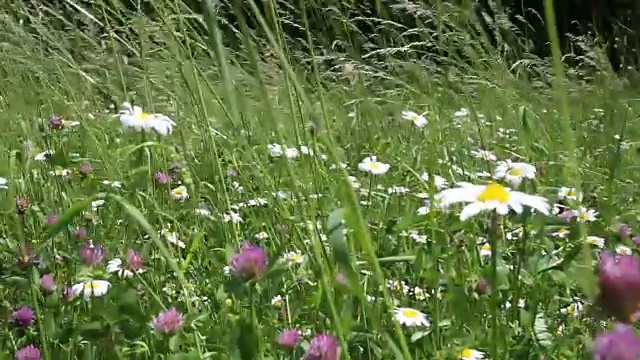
left=30, top=267, right=51, bottom=359
left=488, top=212, right=501, bottom=360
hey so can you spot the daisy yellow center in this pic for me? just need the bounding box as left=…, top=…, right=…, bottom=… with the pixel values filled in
left=557, top=228, right=569, bottom=234
left=507, top=168, right=523, bottom=176
left=579, top=213, right=590, bottom=220
left=567, top=189, right=576, bottom=196
left=481, top=244, right=491, bottom=251
left=84, top=282, right=99, bottom=290
left=369, top=163, right=381, bottom=170
left=460, top=348, right=474, bottom=358
left=174, top=189, right=184, bottom=195
left=477, top=183, right=510, bottom=203
left=291, top=254, right=303, bottom=262
left=134, top=112, right=153, bottom=121
left=401, top=309, right=420, bottom=318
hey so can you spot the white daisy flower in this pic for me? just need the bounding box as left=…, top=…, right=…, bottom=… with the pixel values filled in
left=401, top=110, right=428, bottom=128
left=71, top=280, right=111, bottom=300
left=281, top=251, right=306, bottom=266
left=106, top=258, right=135, bottom=278
left=435, top=182, right=550, bottom=221
left=170, top=186, right=189, bottom=201
left=91, top=200, right=106, bottom=210
left=49, top=168, right=72, bottom=177
left=161, top=229, right=186, bottom=248
left=561, top=299, right=584, bottom=316
left=223, top=211, right=243, bottom=224
left=558, top=187, right=582, bottom=202
left=34, top=150, right=54, bottom=161
left=576, top=207, right=598, bottom=222
left=492, top=160, right=536, bottom=186
left=551, top=227, right=571, bottom=238
left=117, top=102, right=175, bottom=136
left=267, top=144, right=283, bottom=157
left=284, top=147, right=299, bottom=159
left=421, top=173, right=448, bottom=189
left=270, top=295, right=284, bottom=308
left=102, top=180, right=123, bottom=188
left=393, top=307, right=430, bottom=327
left=460, top=348, right=485, bottom=360
left=358, top=156, right=390, bottom=175
left=586, top=235, right=605, bottom=248
left=616, top=245, right=632, bottom=256
left=454, top=108, right=470, bottom=119
left=479, top=243, right=492, bottom=257
left=470, top=149, right=497, bottom=161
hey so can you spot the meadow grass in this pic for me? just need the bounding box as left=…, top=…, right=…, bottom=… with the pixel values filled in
left=1, top=1, right=640, bottom=359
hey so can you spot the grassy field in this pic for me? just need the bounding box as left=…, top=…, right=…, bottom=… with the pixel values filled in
left=1, top=1, right=640, bottom=359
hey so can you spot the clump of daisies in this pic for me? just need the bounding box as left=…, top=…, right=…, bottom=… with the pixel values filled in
left=117, top=102, right=175, bottom=136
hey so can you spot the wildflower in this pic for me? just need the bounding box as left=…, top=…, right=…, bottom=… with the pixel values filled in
left=470, top=149, right=497, bottom=161
left=358, top=156, right=390, bottom=175
left=479, top=243, right=492, bottom=257
left=62, top=286, right=75, bottom=301
left=493, top=160, right=536, bottom=186
left=551, top=227, right=570, bottom=238
left=281, top=250, right=306, bottom=266
left=15, top=345, right=41, bottom=360
left=268, top=144, right=284, bottom=157
left=78, top=163, right=92, bottom=176
left=170, top=186, right=189, bottom=201
left=303, top=333, right=340, bottom=360
left=454, top=108, right=470, bottom=119
left=155, top=171, right=171, bottom=184
left=597, top=252, right=640, bottom=322
left=127, top=249, right=144, bottom=271
left=618, top=223, right=632, bottom=237
left=107, top=258, right=133, bottom=278
left=393, top=307, right=430, bottom=327
left=421, top=173, right=448, bottom=189
left=229, top=242, right=268, bottom=280
left=558, top=187, right=582, bottom=202
left=277, top=328, right=302, bottom=350
left=79, top=243, right=106, bottom=266
left=16, top=196, right=29, bottom=214
left=587, top=236, right=606, bottom=248
left=271, top=295, right=284, bottom=308
left=49, top=168, right=71, bottom=177
left=435, top=182, right=550, bottom=221
left=284, top=147, right=299, bottom=159
left=223, top=211, right=243, bottom=224
left=561, top=299, right=585, bottom=316
left=102, top=180, right=122, bottom=189
left=0, top=177, right=7, bottom=189
left=401, top=110, right=428, bottom=128
left=16, top=244, right=39, bottom=268
left=45, top=214, right=59, bottom=227
left=39, top=274, right=56, bottom=293
left=592, top=323, right=640, bottom=360
left=617, top=245, right=633, bottom=256
left=151, top=307, right=183, bottom=334
left=161, top=230, right=186, bottom=249
left=576, top=207, right=598, bottom=222
left=460, top=348, right=485, bottom=360
left=12, top=306, right=34, bottom=327
left=34, top=150, right=53, bottom=161
left=71, top=280, right=111, bottom=300
left=118, top=102, right=175, bottom=136
left=73, top=227, right=88, bottom=240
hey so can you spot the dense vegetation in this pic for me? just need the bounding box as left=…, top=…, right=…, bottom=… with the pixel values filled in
left=1, top=0, right=640, bottom=359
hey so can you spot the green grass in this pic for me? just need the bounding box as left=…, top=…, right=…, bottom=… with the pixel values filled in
left=1, top=0, right=640, bottom=359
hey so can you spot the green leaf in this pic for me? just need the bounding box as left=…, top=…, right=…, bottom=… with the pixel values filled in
left=46, top=194, right=106, bottom=238
left=236, top=318, right=259, bottom=360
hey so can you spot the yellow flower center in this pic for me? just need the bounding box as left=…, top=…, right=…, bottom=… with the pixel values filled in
left=481, top=244, right=491, bottom=252
left=579, top=213, right=590, bottom=220
left=477, top=183, right=510, bottom=203
left=567, top=189, right=576, bottom=197
left=401, top=309, right=420, bottom=318
left=507, top=168, right=523, bottom=177
left=290, top=254, right=303, bottom=262
left=84, top=282, right=99, bottom=290
left=134, top=112, right=153, bottom=122
left=369, top=163, right=381, bottom=170
left=460, top=348, right=474, bottom=358
left=557, top=228, right=569, bottom=234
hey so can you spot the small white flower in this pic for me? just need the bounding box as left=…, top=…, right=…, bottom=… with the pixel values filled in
left=470, top=149, right=497, bottom=161
left=171, top=186, right=189, bottom=201
left=460, top=348, right=485, bottom=360
left=106, top=258, right=135, bottom=278
left=586, top=235, right=605, bottom=248
left=49, top=168, right=71, bottom=177
left=401, top=110, right=428, bottom=128
left=387, top=186, right=410, bottom=195
left=71, top=280, right=111, bottom=300
left=576, top=207, right=598, bottom=222
left=454, top=108, right=470, bottom=119
left=435, top=182, right=550, bottom=221
left=348, top=176, right=361, bottom=189
left=479, top=243, right=492, bottom=257
left=195, top=207, right=211, bottom=217
left=558, top=187, right=582, bottom=202
left=552, top=227, right=571, bottom=238
left=300, top=145, right=314, bottom=155
left=561, top=299, right=584, bottom=316
left=268, top=144, right=283, bottom=157
left=284, top=147, right=299, bottom=159
left=493, top=160, right=536, bottom=186
left=161, top=230, right=186, bottom=248
left=421, top=173, right=448, bottom=189
left=0, top=177, right=7, bottom=189
left=358, top=156, right=390, bottom=175
left=387, top=280, right=410, bottom=294
left=393, top=307, right=430, bottom=327
left=413, top=287, right=430, bottom=301
left=223, top=211, right=243, bottom=224
left=271, top=295, right=284, bottom=307
left=281, top=250, right=306, bottom=266
left=35, top=150, right=54, bottom=161
left=246, top=198, right=268, bottom=207
left=616, top=245, right=632, bottom=255
left=102, top=180, right=122, bottom=188
left=91, top=200, right=106, bottom=210
left=330, top=162, right=348, bottom=170
left=117, top=102, right=175, bottom=136
left=223, top=266, right=231, bottom=275
left=254, top=231, right=269, bottom=240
